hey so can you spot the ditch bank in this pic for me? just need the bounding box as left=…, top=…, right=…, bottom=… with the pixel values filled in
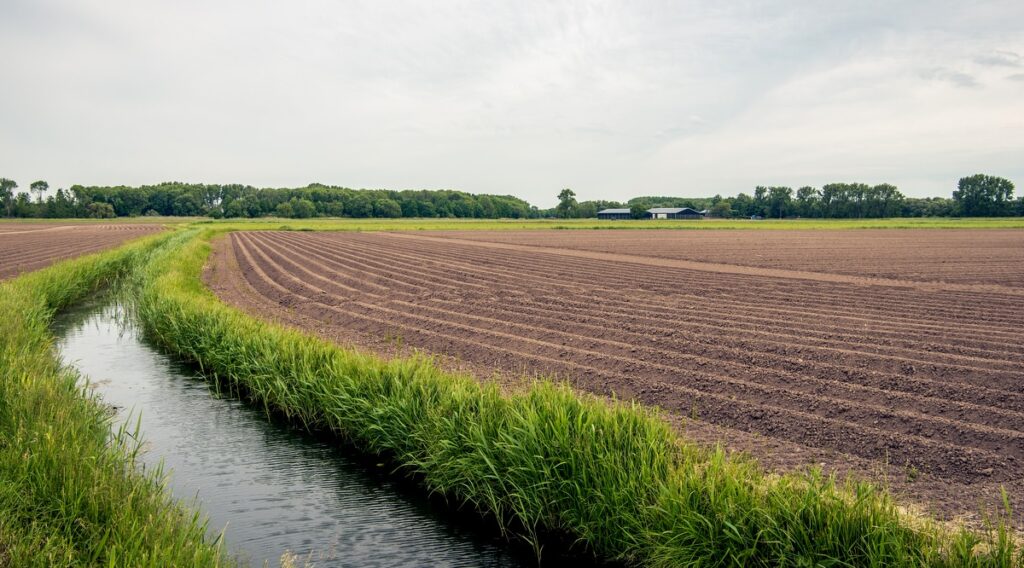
left=53, top=297, right=550, bottom=566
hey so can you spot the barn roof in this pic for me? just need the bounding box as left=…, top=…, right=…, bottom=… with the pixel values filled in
left=647, top=207, right=703, bottom=214
left=597, top=208, right=631, bottom=214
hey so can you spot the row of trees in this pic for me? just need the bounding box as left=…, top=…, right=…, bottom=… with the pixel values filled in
left=2, top=175, right=1018, bottom=220
left=549, top=175, right=1019, bottom=219
left=0, top=181, right=539, bottom=219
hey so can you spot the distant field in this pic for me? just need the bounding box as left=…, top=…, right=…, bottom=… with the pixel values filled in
left=206, top=228, right=1024, bottom=522
left=436, top=228, right=1024, bottom=286
left=0, top=216, right=197, bottom=225
left=195, top=216, right=1024, bottom=231
left=5, top=216, right=1023, bottom=231
left=0, top=223, right=165, bottom=279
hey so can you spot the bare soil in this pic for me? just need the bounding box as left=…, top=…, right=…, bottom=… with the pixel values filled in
left=0, top=223, right=164, bottom=280
left=204, top=229, right=1024, bottom=524
left=432, top=229, right=1024, bottom=288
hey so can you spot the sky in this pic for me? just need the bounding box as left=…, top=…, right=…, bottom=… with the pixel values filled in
left=1, top=1, right=1022, bottom=208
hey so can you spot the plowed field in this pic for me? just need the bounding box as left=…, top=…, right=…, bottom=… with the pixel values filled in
left=206, top=229, right=1024, bottom=521
left=0, top=223, right=164, bottom=280
left=432, top=229, right=1024, bottom=287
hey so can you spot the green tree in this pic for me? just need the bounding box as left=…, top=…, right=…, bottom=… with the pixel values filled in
left=30, top=180, right=48, bottom=204
left=172, top=193, right=204, bottom=216
left=0, top=178, right=16, bottom=216
left=709, top=200, right=733, bottom=218
left=48, top=188, right=76, bottom=217
left=290, top=198, right=316, bottom=218
left=732, top=193, right=754, bottom=217
left=556, top=188, right=577, bottom=218
left=275, top=202, right=294, bottom=218
left=13, top=192, right=34, bottom=217
left=576, top=201, right=598, bottom=219
left=752, top=186, right=768, bottom=217
left=86, top=202, right=115, bottom=218
left=795, top=186, right=819, bottom=217
left=953, top=174, right=1015, bottom=216
left=629, top=203, right=648, bottom=219
left=347, top=193, right=373, bottom=218
left=766, top=186, right=793, bottom=219
left=373, top=198, right=402, bottom=218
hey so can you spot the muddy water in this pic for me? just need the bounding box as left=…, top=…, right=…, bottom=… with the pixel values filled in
left=53, top=300, right=547, bottom=567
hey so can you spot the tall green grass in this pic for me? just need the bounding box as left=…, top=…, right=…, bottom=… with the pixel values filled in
left=135, top=228, right=1021, bottom=566
left=0, top=233, right=229, bottom=567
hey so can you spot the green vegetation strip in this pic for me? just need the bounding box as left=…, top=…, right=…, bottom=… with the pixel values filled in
left=0, top=233, right=228, bottom=567
left=134, top=228, right=1020, bottom=567
left=191, top=216, right=1024, bottom=231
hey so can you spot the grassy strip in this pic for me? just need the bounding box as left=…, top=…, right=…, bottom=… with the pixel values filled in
left=6, top=216, right=1023, bottom=231
left=187, top=216, right=1024, bottom=231
left=136, top=228, right=1021, bottom=567
left=0, top=233, right=229, bottom=567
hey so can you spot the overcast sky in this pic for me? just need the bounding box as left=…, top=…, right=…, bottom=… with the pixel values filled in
left=2, top=1, right=1022, bottom=207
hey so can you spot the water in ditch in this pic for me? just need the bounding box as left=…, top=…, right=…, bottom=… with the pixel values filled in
left=53, top=299, right=566, bottom=567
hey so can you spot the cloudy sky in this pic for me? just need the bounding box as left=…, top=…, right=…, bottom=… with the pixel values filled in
left=2, top=1, right=1022, bottom=207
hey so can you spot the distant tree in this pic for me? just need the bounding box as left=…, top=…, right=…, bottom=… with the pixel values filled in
left=417, top=200, right=436, bottom=217
left=733, top=192, right=757, bottom=216
left=47, top=188, right=76, bottom=218
left=752, top=186, right=768, bottom=217
left=86, top=202, right=115, bottom=218
left=373, top=198, right=402, bottom=218
left=346, top=193, right=373, bottom=218
left=0, top=178, right=16, bottom=216
left=12, top=192, right=33, bottom=217
left=30, top=180, right=48, bottom=204
left=953, top=174, right=1015, bottom=216
left=766, top=186, right=793, bottom=219
left=320, top=200, right=345, bottom=217
left=556, top=188, right=577, bottom=219
left=868, top=183, right=904, bottom=218
left=709, top=200, right=733, bottom=218
left=629, top=203, right=648, bottom=219
left=274, top=202, right=294, bottom=218
left=575, top=201, right=598, bottom=219
left=290, top=198, right=316, bottom=218
left=172, top=192, right=204, bottom=216
left=795, top=186, right=819, bottom=217
left=223, top=199, right=248, bottom=218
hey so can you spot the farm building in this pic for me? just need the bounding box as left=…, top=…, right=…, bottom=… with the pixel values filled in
left=597, top=208, right=633, bottom=220
left=646, top=207, right=705, bottom=219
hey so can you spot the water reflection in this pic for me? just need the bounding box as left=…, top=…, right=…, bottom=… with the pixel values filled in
left=53, top=300, right=543, bottom=567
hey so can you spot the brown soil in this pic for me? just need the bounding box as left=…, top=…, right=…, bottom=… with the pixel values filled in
left=430, top=229, right=1024, bottom=288
left=204, top=230, right=1024, bottom=525
left=0, top=223, right=164, bottom=280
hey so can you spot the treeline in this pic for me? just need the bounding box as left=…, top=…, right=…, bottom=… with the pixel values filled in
left=1, top=174, right=1019, bottom=219
left=0, top=180, right=539, bottom=219
left=552, top=175, right=1020, bottom=219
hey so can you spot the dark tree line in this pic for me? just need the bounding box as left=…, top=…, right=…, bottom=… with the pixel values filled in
left=543, top=175, right=1019, bottom=219
left=0, top=181, right=538, bottom=219
left=1, top=175, right=1018, bottom=220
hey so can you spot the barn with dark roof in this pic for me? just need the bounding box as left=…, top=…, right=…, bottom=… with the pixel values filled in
left=645, top=207, right=705, bottom=219
left=596, top=208, right=632, bottom=220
